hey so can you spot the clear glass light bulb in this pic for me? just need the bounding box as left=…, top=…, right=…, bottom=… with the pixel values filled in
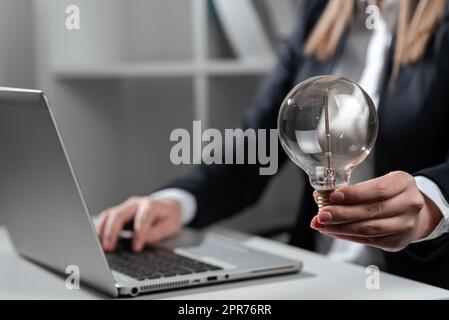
left=278, top=75, right=378, bottom=208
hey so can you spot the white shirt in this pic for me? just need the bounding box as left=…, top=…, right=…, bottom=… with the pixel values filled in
left=151, top=0, right=449, bottom=266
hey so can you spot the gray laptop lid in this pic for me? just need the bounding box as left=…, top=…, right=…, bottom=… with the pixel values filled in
left=0, top=87, right=117, bottom=297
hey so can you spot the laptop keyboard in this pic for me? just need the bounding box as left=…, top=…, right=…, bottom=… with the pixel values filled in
left=106, top=246, right=222, bottom=281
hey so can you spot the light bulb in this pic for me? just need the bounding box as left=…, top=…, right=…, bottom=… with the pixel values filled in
left=278, top=75, right=378, bottom=208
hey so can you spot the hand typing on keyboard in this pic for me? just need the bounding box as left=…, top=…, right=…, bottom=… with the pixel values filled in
left=95, top=196, right=182, bottom=252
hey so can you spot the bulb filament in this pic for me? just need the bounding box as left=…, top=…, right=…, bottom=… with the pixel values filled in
left=322, top=88, right=335, bottom=189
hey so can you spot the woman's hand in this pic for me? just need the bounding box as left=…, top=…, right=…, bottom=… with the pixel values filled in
left=310, top=171, right=443, bottom=252
left=95, top=196, right=182, bottom=252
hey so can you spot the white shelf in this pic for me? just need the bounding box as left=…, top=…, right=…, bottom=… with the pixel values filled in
left=52, top=59, right=275, bottom=79
left=53, top=61, right=196, bottom=79
left=206, top=59, right=275, bottom=76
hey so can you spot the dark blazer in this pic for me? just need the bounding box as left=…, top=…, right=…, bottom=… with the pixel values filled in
left=165, top=0, right=449, bottom=289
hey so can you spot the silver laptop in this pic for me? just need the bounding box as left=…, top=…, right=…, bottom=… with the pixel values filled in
left=0, top=87, right=302, bottom=297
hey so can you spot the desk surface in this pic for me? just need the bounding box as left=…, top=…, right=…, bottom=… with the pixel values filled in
left=1, top=227, right=448, bottom=300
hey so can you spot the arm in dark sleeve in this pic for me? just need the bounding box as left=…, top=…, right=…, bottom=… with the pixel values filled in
left=162, top=1, right=324, bottom=228
left=406, top=162, right=449, bottom=261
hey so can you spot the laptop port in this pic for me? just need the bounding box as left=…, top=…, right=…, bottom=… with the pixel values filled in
left=130, top=287, right=139, bottom=296
left=207, top=276, right=217, bottom=281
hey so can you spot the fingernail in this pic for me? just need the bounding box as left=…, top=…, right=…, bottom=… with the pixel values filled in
left=330, top=191, right=344, bottom=203
left=310, top=216, right=318, bottom=229
left=317, top=210, right=333, bottom=224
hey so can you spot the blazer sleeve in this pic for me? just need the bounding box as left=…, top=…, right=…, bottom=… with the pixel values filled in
left=161, top=0, right=325, bottom=228
left=406, top=162, right=449, bottom=261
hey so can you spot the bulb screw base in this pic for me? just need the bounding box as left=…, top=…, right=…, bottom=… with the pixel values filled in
left=316, top=190, right=333, bottom=209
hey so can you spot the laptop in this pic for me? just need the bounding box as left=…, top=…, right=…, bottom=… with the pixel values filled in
left=0, top=87, right=302, bottom=297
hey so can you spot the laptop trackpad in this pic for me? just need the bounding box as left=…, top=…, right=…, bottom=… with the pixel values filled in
left=174, top=237, right=282, bottom=270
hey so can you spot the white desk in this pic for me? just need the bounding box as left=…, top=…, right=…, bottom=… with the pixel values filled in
left=1, top=227, right=448, bottom=300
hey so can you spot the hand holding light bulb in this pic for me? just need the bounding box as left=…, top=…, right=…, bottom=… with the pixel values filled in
left=278, top=76, right=442, bottom=251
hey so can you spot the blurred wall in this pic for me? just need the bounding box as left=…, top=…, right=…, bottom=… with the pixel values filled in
left=0, top=0, right=35, bottom=87
left=1, top=0, right=303, bottom=237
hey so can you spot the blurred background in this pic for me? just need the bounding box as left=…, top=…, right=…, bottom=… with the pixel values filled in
left=0, top=0, right=305, bottom=239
